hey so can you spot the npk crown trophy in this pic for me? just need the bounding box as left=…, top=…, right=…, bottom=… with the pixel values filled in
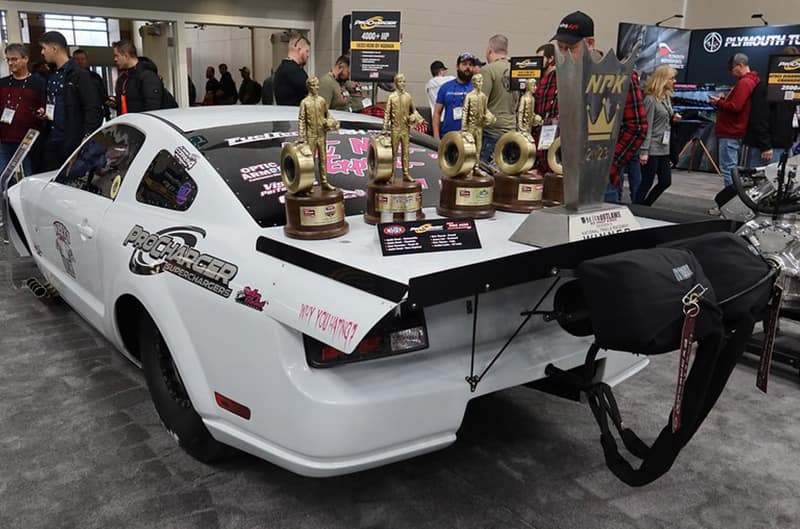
left=437, top=73, right=496, bottom=218
left=364, top=73, right=425, bottom=224
left=492, top=78, right=545, bottom=212
left=510, top=44, right=639, bottom=247
left=281, top=76, right=349, bottom=239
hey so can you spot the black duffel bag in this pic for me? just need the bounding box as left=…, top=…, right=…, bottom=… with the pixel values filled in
left=556, top=232, right=775, bottom=487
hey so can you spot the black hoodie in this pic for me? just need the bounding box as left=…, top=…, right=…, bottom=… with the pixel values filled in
left=115, top=57, right=163, bottom=114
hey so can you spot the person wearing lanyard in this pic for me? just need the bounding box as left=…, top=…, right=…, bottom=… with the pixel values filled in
left=110, top=40, right=162, bottom=115
left=36, top=31, right=103, bottom=172
left=0, top=43, right=45, bottom=176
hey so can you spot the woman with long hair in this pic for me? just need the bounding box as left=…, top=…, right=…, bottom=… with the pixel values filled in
left=635, top=65, right=680, bottom=205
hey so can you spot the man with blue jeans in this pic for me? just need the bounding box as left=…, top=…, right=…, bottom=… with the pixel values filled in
left=710, top=53, right=760, bottom=188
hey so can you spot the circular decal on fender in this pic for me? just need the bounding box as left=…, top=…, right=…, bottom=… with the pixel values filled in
left=110, top=174, right=122, bottom=199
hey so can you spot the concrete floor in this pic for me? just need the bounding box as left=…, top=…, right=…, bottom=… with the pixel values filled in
left=3, top=170, right=800, bottom=529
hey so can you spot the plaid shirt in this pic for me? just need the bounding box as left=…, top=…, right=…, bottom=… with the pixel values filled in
left=534, top=69, right=558, bottom=172
left=611, top=70, right=647, bottom=186
left=533, top=69, right=647, bottom=184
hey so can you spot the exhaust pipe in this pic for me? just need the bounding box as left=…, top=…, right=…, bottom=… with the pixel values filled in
left=25, top=277, right=56, bottom=299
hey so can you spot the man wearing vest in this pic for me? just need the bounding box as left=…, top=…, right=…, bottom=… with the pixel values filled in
left=111, top=40, right=163, bottom=115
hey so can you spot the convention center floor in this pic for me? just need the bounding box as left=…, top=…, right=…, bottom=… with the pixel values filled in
left=2, top=169, right=799, bottom=529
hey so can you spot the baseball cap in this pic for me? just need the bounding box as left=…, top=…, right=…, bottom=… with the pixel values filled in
left=239, top=66, right=250, bottom=74
left=430, top=60, right=447, bottom=76
left=456, top=53, right=477, bottom=65
left=551, top=11, right=594, bottom=44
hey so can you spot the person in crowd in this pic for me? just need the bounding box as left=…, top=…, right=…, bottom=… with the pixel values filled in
left=636, top=65, right=680, bottom=206
left=432, top=53, right=475, bottom=139
left=203, top=66, right=220, bottom=105
left=73, top=49, right=109, bottom=120
left=479, top=34, right=514, bottom=165
left=274, top=32, right=310, bottom=106
left=188, top=75, right=197, bottom=105
left=0, top=43, right=46, bottom=175
left=551, top=11, right=647, bottom=202
left=262, top=69, right=274, bottom=105
left=709, top=53, right=760, bottom=189
left=318, top=55, right=352, bottom=111
left=743, top=46, right=800, bottom=167
left=472, top=59, right=484, bottom=75
left=534, top=43, right=557, bottom=173
left=29, top=61, right=51, bottom=81
left=36, top=31, right=102, bottom=171
left=110, top=40, right=163, bottom=115
left=425, top=59, right=453, bottom=110
left=237, top=66, right=261, bottom=104
left=345, top=79, right=367, bottom=111
left=218, top=63, right=237, bottom=104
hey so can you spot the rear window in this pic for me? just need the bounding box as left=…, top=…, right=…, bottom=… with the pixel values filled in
left=185, top=120, right=441, bottom=227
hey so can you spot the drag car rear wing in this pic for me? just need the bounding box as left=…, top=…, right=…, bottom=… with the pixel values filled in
left=255, top=208, right=736, bottom=353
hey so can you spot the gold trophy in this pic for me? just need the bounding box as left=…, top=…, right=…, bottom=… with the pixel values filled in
left=281, top=76, right=349, bottom=239
left=492, top=79, right=545, bottom=212
left=437, top=73, right=496, bottom=219
left=543, top=136, right=565, bottom=206
left=364, top=73, right=426, bottom=224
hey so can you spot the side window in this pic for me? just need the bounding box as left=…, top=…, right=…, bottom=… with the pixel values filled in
left=135, top=150, right=198, bottom=211
left=55, top=124, right=145, bottom=200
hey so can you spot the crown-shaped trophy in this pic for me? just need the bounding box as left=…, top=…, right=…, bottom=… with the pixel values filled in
left=510, top=44, right=639, bottom=247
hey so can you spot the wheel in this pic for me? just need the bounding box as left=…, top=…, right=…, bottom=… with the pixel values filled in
left=494, top=131, right=536, bottom=175
left=368, top=134, right=395, bottom=182
left=438, top=131, right=477, bottom=178
left=138, top=313, right=229, bottom=462
left=281, top=142, right=316, bottom=193
left=547, top=136, right=563, bottom=175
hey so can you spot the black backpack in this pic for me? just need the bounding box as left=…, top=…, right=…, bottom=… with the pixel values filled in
left=551, top=232, right=777, bottom=486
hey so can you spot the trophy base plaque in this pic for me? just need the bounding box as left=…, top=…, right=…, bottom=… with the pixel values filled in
left=542, top=172, right=564, bottom=206
left=492, top=172, right=544, bottom=213
left=284, top=186, right=349, bottom=240
left=437, top=174, right=495, bottom=219
left=509, top=204, right=640, bottom=248
left=364, top=179, right=426, bottom=225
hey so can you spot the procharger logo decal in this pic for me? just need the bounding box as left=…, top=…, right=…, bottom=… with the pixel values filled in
left=778, top=58, right=800, bottom=71
left=123, top=225, right=238, bottom=298
left=354, top=16, right=397, bottom=30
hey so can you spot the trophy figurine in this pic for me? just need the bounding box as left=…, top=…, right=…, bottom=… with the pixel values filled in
left=281, top=76, right=349, bottom=239
left=492, top=79, right=546, bottom=212
left=364, top=73, right=426, bottom=224
left=437, top=73, right=497, bottom=219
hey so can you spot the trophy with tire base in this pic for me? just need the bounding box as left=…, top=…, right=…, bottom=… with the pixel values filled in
left=364, top=73, right=426, bottom=225
left=542, top=136, right=565, bottom=206
left=438, top=73, right=496, bottom=219
left=282, top=76, right=349, bottom=240
left=492, top=79, right=545, bottom=213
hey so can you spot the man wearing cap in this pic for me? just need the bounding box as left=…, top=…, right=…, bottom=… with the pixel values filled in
left=480, top=34, right=515, bottom=165
left=238, top=66, right=261, bottom=105
left=710, top=53, right=760, bottom=190
left=550, top=11, right=647, bottom=202
left=318, top=55, right=352, bottom=111
left=432, top=53, right=475, bottom=139
left=425, top=60, right=453, bottom=110
left=36, top=31, right=102, bottom=171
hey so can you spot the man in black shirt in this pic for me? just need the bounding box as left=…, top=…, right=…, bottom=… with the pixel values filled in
left=73, top=49, right=109, bottom=120
left=218, top=63, right=238, bottom=105
left=204, top=66, right=220, bottom=105
left=238, top=66, right=261, bottom=104
left=274, top=33, right=310, bottom=106
left=37, top=31, right=102, bottom=171
left=110, top=40, right=163, bottom=115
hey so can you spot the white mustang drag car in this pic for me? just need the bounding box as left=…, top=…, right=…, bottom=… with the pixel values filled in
left=4, top=107, right=731, bottom=476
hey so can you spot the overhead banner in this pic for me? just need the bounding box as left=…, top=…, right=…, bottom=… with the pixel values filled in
left=509, top=56, right=543, bottom=91
left=688, top=24, right=800, bottom=86
left=766, top=54, right=800, bottom=102
left=617, top=23, right=691, bottom=82
left=350, top=11, right=401, bottom=83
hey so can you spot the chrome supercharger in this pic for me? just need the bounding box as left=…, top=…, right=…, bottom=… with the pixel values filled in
left=719, top=151, right=800, bottom=374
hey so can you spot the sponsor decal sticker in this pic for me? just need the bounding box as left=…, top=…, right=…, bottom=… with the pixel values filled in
left=123, top=225, right=238, bottom=298
left=240, top=162, right=281, bottom=183
left=382, top=224, right=406, bottom=236
left=173, top=146, right=198, bottom=170
left=53, top=221, right=76, bottom=278
left=235, top=286, right=267, bottom=311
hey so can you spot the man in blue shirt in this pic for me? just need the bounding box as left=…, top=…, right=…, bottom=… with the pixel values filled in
left=432, top=53, right=476, bottom=139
